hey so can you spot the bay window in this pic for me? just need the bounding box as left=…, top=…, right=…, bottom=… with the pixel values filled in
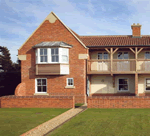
left=36, top=48, right=69, bottom=64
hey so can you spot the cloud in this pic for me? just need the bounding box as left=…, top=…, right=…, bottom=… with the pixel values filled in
left=1, top=0, right=150, bottom=63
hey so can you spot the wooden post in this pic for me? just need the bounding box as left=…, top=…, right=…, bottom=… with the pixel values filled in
left=135, top=47, right=138, bottom=72
left=113, top=75, right=115, bottom=88
left=110, top=48, right=113, bottom=74
left=135, top=73, right=138, bottom=96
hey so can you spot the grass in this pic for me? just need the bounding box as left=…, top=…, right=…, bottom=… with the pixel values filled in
left=0, top=108, right=69, bottom=136
left=75, top=103, right=84, bottom=108
left=48, top=109, right=150, bottom=136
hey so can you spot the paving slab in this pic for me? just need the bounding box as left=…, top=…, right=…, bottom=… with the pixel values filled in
left=21, top=104, right=87, bottom=136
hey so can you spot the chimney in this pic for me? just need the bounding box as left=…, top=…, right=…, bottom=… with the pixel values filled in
left=131, top=23, right=142, bottom=37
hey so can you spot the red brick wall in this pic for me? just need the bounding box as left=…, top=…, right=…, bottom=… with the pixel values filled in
left=16, top=17, right=87, bottom=103
left=88, top=96, right=150, bottom=108
left=0, top=96, right=74, bottom=108
left=91, top=93, right=135, bottom=96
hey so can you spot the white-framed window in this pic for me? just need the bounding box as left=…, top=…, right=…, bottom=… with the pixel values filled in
left=40, top=48, right=47, bottom=62
left=62, top=48, right=68, bottom=63
left=35, top=78, right=47, bottom=93
left=36, top=48, right=69, bottom=64
left=51, top=48, right=59, bottom=62
left=145, top=52, right=150, bottom=59
left=145, top=78, right=150, bottom=91
left=118, top=52, right=129, bottom=59
left=118, top=78, right=129, bottom=91
left=67, top=78, right=74, bottom=86
left=98, top=52, right=109, bottom=60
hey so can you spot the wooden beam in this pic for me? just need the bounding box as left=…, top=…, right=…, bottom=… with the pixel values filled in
left=105, top=48, right=110, bottom=54
left=112, top=48, right=118, bottom=55
left=137, top=48, right=143, bottom=54
left=129, top=48, right=135, bottom=54
left=110, top=48, right=113, bottom=73
left=135, top=47, right=137, bottom=72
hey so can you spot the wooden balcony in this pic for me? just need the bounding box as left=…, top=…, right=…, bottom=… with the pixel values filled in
left=87, top=59, right=150, bottom=74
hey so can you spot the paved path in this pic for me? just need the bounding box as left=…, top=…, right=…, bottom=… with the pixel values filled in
left=21, top=104, right=87, bottom=136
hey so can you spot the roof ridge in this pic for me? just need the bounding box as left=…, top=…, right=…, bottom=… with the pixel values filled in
left=79, top=35, right=150, bottom=37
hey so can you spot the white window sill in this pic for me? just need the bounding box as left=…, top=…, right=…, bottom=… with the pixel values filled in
left=36, top=62, right=69, bottom=64
left=65, top=86, right=75, bottom=89
left=34, top=93, right=49, bottom=95
left=117, top=90, right=129, bottom=92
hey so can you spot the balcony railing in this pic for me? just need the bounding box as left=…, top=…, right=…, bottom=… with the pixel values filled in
left=87, top=59, right=150, bottom=74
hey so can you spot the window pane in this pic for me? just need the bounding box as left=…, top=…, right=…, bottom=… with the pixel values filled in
left=51, top=49, right=54, bottom=55
left=124, top=52, right=129, bottom=59
left=42, top=79, right=46, bottom=85
left=37, top=79, right=41, bottom=85
left=43, top=86, right=47, bottom=92
left=52, top=56, right=55, bottom=62
left=62, top=48, right=67, bottom=55
left=37, top=86, right=41, bottom=92
left=145, top=52, right=150, bottom=59
left=70, top=79, right=73, bottom=85
left=40, top=49, right=43, bottom=55
left=104, top=52, right=108, bottom=59
left=119, top=79, right=128, bottom=85
left=62, top=56, right=68, bottom=62
left=44, top=49, right=47, bottom=55
left=44, top=56, right=47, bottom=62
left=55, top=48, right=58, bottom=54
left=40, top=56, right=43, bottom=62
left=119, top=85, right=128, bottom=90
left=146, top=79, right=150, bottom=84
left=118, top=52, right=123, bottom=59
left=98, top=53, right=102, bottom=59
left=56, top=56, right=59, bottom=62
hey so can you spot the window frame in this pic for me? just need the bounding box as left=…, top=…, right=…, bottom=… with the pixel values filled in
left=118, top=78, right=129, bottom=92
left=35, top=78, right=47, bottom=93
left=145, top=51, right=150, bottom=59
left=145, top=78, right=150, bottom=91
left=39, top=48, right=48, bottom=63
left=67, top=78, right=74, bottom=86
left=117, top=52, right=129, bottom=59
left=36, top=48, right=69, bottom=64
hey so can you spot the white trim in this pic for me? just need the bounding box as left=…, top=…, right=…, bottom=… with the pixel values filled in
left=35, top=78, right=47, bottom=93
left=66, top=78, right=74, bottom=86
left=117, top=78, right=129, bottom=92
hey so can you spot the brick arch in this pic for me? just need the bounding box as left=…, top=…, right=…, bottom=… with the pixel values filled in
left=15, top=82, right=26, bottom=96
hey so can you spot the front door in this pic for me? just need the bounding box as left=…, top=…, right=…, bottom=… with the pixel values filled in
left=98, top=52, right=109, bottom=71
left=117, top=52, right=130, bottom=71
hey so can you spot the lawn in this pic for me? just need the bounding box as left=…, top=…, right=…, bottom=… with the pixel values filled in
left=48, top=109, right=150, bottom=136
left=0, top=108, right=69, bottom=136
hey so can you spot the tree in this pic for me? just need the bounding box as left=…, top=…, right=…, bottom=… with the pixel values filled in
left=11, top=58, right=21, bottom=72
left=0, top=46, right=13, bottom=72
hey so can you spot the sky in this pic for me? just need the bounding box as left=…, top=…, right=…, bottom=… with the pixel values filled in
left=0, top=0, right=150, bottom=63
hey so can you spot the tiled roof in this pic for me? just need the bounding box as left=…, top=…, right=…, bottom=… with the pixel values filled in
left=79, top=35, right=150, bottom=47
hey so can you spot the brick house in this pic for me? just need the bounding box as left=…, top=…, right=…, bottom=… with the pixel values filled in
left=15, top=11, right=150, bottom=104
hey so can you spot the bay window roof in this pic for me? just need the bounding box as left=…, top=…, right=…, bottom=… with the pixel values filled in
left=32, top=41, right=73, bottom=49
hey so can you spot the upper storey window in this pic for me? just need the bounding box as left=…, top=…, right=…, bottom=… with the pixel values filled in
left=51, top=48, right=59, bottom=62
left=40, top=48, right=47, bottom=62
left=36, top=48, right=69, bottom=64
